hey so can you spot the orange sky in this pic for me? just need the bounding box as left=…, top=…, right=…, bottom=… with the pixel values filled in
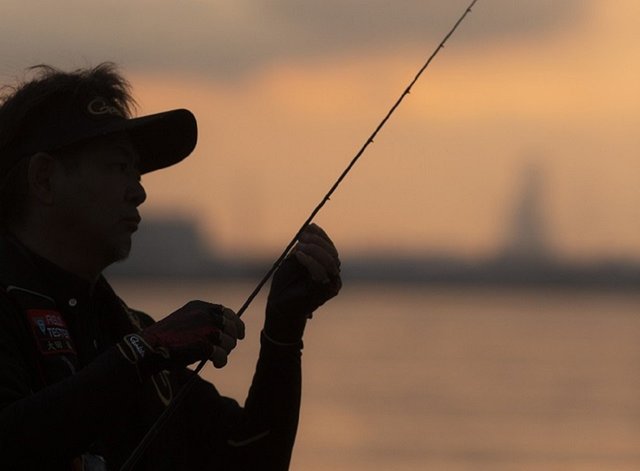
left=125, top=1, right=640, bottom=261
left=2, top=1, right=639, bottom=261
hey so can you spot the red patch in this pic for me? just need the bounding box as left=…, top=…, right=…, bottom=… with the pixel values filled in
left=26, top=309, right=76, bottom=356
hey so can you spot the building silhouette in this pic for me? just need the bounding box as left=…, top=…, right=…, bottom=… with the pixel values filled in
left=498, top=163, right=552, bottom=264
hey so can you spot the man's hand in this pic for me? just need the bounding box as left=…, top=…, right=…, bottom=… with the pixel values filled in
left=118, top=301, right=245, bottom=377
left=264, top=224, right=342, bottom=344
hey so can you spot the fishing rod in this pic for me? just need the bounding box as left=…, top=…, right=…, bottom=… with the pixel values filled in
left=120, top=1, right=478, bottom=468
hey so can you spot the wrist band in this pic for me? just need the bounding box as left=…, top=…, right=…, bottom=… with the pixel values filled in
left=117, top=333, right=169, bottom=382
left=117, top=333, right=151, bottom=364
left=261, top=329, right=303, bottom=348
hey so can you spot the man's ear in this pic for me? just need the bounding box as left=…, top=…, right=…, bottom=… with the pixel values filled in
left=27, top=152, right=58, bottom=205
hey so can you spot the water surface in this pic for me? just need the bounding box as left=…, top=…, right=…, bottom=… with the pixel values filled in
left=111, top=280, right=640, bottom=471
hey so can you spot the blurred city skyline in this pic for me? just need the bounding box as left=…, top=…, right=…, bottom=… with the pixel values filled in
left=112, top=165, right=640, bottom=287
left=2, top=1, right=640, bottom=261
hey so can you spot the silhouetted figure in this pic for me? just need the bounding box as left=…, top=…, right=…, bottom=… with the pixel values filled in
left=0, top=63, right=341, bottom=470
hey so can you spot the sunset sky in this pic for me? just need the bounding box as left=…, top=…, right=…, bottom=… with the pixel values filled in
left=2, top=1, right=639, bottom=261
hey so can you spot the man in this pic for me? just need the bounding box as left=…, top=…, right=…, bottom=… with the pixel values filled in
left=0, top=63, right=341, bottom=470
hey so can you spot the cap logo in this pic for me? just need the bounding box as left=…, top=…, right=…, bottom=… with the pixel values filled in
left=87, top=97, right=123, bottom=117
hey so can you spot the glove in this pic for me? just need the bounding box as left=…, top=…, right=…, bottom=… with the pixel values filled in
left=264, top=223, right=342, bottom=344
left=117, top=301, right=244, bottom=378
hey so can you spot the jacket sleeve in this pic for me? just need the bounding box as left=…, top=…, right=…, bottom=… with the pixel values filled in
left=130, top=308, right=303, bottom=471
left=0, top=340, right=146, bottom=466
left=130, top=333, right=302, bottom=471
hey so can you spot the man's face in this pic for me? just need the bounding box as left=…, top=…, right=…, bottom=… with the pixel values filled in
left=51, top=134, right=146, bottom=267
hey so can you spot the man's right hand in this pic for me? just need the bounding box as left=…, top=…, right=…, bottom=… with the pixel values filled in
left=117, top=301, right=244, bottom=377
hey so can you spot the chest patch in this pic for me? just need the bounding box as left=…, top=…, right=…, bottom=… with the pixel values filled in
left=26, top=309, right=77, bottom=356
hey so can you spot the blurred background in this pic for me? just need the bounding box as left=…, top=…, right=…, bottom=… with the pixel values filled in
left=3, top=1, right=639, bottom=469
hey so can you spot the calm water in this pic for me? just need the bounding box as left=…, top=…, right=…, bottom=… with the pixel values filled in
left=110, top=279, right=640, bottom=471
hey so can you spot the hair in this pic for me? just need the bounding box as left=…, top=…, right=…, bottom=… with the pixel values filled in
left=0, top=62, right=137, bottom=230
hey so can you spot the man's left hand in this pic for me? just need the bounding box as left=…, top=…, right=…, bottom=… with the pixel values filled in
left=264, top=223, right=342, bottom=344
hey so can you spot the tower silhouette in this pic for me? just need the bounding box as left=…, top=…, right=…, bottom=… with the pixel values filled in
left=500, top=163, right=551, bottom=263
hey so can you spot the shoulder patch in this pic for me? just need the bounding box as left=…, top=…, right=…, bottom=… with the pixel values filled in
left=25, top=309, right=76, bottom=356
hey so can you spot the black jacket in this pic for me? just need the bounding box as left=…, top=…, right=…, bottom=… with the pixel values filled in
left=0, top=236, right=302, bottom=470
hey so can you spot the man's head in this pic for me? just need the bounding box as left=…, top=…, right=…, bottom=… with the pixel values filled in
left=0, top=63, right=197, bottom=275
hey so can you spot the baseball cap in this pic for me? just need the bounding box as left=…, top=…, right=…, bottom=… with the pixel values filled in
left=2, top=95, right=197, bottom=175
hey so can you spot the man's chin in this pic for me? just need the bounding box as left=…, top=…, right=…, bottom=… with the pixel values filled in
left=108, top=240, right=132, bottom=265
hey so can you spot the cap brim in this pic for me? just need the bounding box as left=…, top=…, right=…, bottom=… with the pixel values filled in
left=1, top=101, right=197, bottom=176
left=122, top=109, right=197, bottom=174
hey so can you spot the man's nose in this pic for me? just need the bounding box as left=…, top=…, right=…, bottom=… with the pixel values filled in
left=126, top=178, right=147, bottom=207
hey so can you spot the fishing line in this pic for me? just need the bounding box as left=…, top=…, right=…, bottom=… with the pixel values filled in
left=120, top=1, right=478, bottom=468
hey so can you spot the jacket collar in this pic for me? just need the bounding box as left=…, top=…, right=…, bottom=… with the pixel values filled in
left=0, top=234, right=96, bottom=308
